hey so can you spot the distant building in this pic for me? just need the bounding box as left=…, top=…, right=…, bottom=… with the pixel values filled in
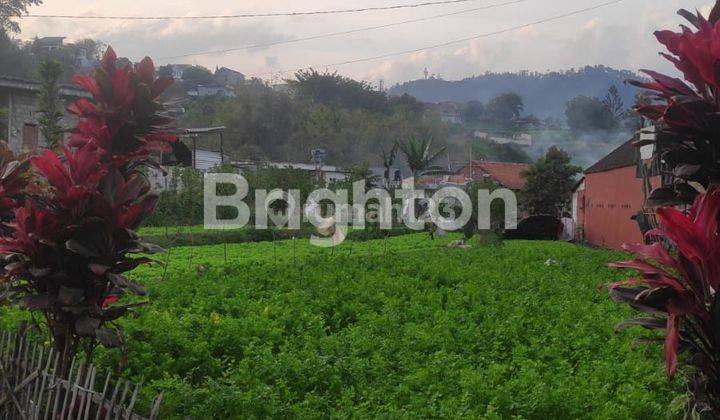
left=0, top=75, right=89, bottom=154
left=572, top=136, right=667, bottom=250
left=449, top=160, right=531, bottom=190
left=187, top=85, right=236, bottom=98
left=428, top=101, right=463, bottom=124
left=264, top=162, right=350, bottom=184
left=473, top=131, right=533, bottom=147
left=169, top=64, right=192, bottom=81
left=369, top=166, right=404, bottom=188
left=162, top=98, right=188, bottom=118
left=148, top=127, right=229, bottom=192
left=34, top=37, right=65, bottom=52
left=412, top=160, right=530, bottom=191
left=234, top=161, right=349, bottom=185
left=214, top=67, right=245, bottom=86
left=271, top=84, right=291, bottom=94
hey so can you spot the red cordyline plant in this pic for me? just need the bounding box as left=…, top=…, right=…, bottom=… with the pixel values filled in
left=609, top=1, right=720, bottom=416
left=629, top=2, right=720, bottom=203
left=0, top=47, right=176, bottom=373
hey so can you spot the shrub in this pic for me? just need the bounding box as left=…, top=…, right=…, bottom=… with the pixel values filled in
left=613, top=2, right=720, bottom=415
left=630, top=3, right=720, bottom=205
left=0, top=47, right=175, bottom=372
left=608, top=188, right=720, bottom=414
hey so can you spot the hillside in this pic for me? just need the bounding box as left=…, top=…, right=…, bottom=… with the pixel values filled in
left=389, top=66, right=641, bottom=119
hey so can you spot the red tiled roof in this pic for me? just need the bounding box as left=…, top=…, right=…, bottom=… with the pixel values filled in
left=475, top=161, right=531, bottom=190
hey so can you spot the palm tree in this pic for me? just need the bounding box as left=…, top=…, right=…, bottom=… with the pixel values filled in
left=380, top=142, right=399, bottom=187
left=398, top=137, right=447, bottom=178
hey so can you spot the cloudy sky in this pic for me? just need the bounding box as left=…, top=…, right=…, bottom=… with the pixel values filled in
left=15, top=0, right=714, bottom=84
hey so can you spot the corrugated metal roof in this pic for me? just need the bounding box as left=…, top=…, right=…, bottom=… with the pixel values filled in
left=0, top=74, right=90, bottom=98
left=584, top=139, right=637, bottom=174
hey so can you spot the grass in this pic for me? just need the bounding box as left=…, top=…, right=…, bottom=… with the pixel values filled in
left=68, top=234, right=680, bottom=419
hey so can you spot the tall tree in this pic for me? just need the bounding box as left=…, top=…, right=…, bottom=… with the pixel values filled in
left=0, top=0, right=42, bottom=34
left=288, top=69, right=388, bottom=113
left=520, top=146, right=581, bottom=216
left=380, top=142, right=399, bottom=187
left=565, top=95, right=618, bottom=132
left=487, top=93, right=523, bottom=123
left=182, top=66, right=215, bottom=85
left=463, top=100, right=485, bottom=122
left=37, top=58, right=63, bottom=149
left=399, top=136, right=447, bottom=178
left=602, top=85, right=625, bottom=120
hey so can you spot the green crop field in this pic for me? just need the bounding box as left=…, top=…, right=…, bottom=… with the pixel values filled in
left=2, top=234, right=680, bottom=418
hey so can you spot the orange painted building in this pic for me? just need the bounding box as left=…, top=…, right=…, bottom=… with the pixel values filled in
left=574, top=140, right=660, bottom=250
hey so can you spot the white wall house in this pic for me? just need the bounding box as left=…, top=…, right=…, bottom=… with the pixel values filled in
left=187, top=85, right=236, bottom=98
left=263, top=162, right=350, bottom=184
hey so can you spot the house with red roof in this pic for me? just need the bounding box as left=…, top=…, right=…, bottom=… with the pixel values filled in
left=449, top=160, right=531, bottom=190
left=415, top=160, right=531, bottom=191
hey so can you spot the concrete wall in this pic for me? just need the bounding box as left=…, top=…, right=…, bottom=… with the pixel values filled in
left=1, top=88, right=78, bottom=154
left=581, top=165, right=659, bottom=250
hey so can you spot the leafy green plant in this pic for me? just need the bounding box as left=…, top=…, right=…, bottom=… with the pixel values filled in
left=37, top=58, right=64, bottom=149
left=398, top=136, right=447, bottom=178
left=520, top=146, right=581, bottom=217
left=66, top=236, right=676, bottom=418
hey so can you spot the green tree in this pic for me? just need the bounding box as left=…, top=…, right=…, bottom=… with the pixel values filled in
left=602, top=85, right=625, bottom=120
left=288, top=69, right=388, bottom=113
left=399, top=137, right=447, bottom=178
left=37, top=58, right=63, bottom=149
left=463, top=100, right=485, bottom=122
left=487, top=93, right=523, bottom=123
left=182, top=66, right=215, bottom=85
left=520, top=146, right=582, bottom=216
left=462, top=180, right=507, bottom=239
left=565, top=95, right=618, bottom=132
left=1, top=0, right=42, bottom=34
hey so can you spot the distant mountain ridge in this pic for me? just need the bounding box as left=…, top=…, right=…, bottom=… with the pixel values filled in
left=389, top=65, right=641, bottom=119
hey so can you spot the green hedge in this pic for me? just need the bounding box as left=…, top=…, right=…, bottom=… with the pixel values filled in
left=140, top=225, right=416, bottom=248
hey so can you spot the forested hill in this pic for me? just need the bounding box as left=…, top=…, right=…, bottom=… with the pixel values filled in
left=389, top=66, right=641, bottom=119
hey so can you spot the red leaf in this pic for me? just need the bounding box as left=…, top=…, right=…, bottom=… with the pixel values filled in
left=656, top=207, right=705, bottom=262
left=621, top=243, right=678, bottom=269
left=150, top=76, right=174, bottom=99
left=101, top=46, right=117, bottom=73
left=135, top=57, right=155, bottom=85
left=101, top=295, right=120, bottom=308
left=640, top=69, right=696, bottom=96
left=72, top=74, right=101, bottom=97
left=711, top=2, right=720, bottom=24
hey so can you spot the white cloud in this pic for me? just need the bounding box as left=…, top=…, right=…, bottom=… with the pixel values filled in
left=15, top=0, right=713, bottom=83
